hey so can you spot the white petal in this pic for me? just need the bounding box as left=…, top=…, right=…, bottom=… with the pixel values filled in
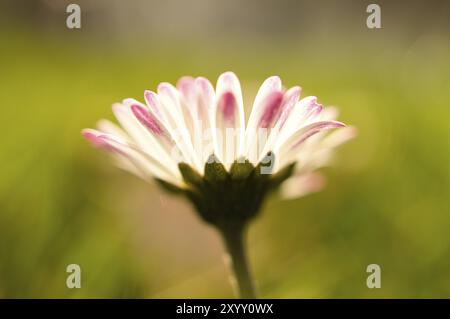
left=214, top=72, right=245, bottom=167
left=177, top=76, right=217, bottom=167
left=290, top=125, right=357, bottom=172
left=112, top=102, right=180, bottom=176
left=280, top=172, right=326, bottom=199
left=97, top=119, right=130, bottom=141
left=82, top=129, right=182, bottom=185
left=244, top=76, right=282, bottom=162
left=258, top=86, right=301, bottom=162
left=276, top=120, right=345, bottom=170
left=195, top=77, right=217, bottom=164
left=275, top=86, right=302, bottom=130
left=157, top=83, right=202, bottom=171
left=319, top=106, right=339, bottom=121
left=320, top=126, right=357, bottom=149
left=274, top=96, right=323, bottom=148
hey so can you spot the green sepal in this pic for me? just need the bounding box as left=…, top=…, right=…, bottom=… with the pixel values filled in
left=178, top=162, right=204, bottom=191
left=230, top=158, right=254, bottom=180
left=154, top=153, right=295, bottom=229
left=184, top=189, right=214, bottom=224
left=269, top=162, right=296, bottom=190
left=204, top=154, right=229, bottom=183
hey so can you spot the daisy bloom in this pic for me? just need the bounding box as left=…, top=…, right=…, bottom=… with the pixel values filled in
left=82, top=72, right=355, bottom=298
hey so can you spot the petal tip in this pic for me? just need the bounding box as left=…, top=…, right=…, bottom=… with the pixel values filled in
left=82, top=129, right=105, bottom=148
left=130, top=103, right=163, bottom=135
left=332, top=120, right=347, bottom=128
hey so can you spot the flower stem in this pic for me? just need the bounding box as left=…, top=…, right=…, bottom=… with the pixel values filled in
left=219, top=223, right=257, bottom=299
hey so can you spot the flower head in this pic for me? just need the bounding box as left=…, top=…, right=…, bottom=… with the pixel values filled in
left=83, top=72, right=355, bottom=226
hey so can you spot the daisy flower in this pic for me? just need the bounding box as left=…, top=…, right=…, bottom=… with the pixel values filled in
left=82, top=72, right=355, bottom=298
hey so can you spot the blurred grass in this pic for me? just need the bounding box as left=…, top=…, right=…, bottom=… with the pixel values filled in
left=0, top=24, right=450, bottom=298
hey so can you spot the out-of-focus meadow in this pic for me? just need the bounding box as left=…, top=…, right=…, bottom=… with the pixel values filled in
left=0, top=0, right=450, bottom=298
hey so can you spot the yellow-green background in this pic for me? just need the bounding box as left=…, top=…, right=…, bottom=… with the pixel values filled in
left=1, top=0, right=449, bottom=298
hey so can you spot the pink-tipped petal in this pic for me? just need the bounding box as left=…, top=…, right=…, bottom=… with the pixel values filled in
left=218, top=91, right=237, bottom=124
left=308, top=103, right=323, bottom=119
left=156, top=82, right=185, bottom=127
left=82, top=129, right=126, bottom=155
left=320, top=106, right=339, bottom=121
left=300, top=97, right=323, bottom=122
left=216, top=72, right=244, bottom=115
left=254, top=76, right=282, bottom=104
left=250, top=76, right=283, bottom=120
left=83, top=128, right=181, bottom=184
left=303, top=96, right=318, bottom=110
left=276, top=86, right=301, bottom=129
left=217, top=72, right=241, bottom=92
left=157, top=82, right=180, bottom=107
left=195, top=76, right=215, bottom=113
left=244, top=75, right=283, bottom=160
left=281, top=172, right=326, bottom=199
left=254, top=88, right=301, bottom=160
left=321, top=126, right=357, bottom=149
left=195, top=77, right=214, bottom=99
left=177, top=76, right=196, bottom=104
left=214, top=72, right=245, bottom=166
left=291, top=121, right=346, bottom=149
left=257, top=91, right=284, bottom=128
left=144, top=90, right=164, bottom=119
left=157, top=82, right=173, bottom=93
left=276, top=96, right=322, bottom=145
left=82, top=129, right=107, bottom=148
left=130, top=104, right=164, bottom=135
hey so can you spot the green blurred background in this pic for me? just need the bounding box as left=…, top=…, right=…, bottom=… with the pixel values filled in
left=1, top=0, right=449, bottom=298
